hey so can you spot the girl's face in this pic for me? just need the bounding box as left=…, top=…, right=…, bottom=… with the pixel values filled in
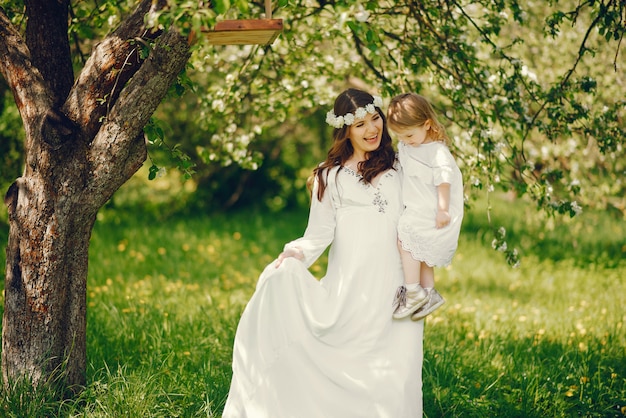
left=347, top=111, right=383, bottom=159
left=392, top=120, right=432, bottom=147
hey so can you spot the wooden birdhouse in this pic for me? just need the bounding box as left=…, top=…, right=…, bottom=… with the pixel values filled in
left=205, top=0, right=283, bottom=46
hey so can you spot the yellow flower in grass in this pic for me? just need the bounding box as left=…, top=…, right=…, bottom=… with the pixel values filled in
left=129, top=249, right=145, bottom=262
left=565, top=385, right=578, bottom=397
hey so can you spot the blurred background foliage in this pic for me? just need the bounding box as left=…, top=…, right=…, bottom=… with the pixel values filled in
left=1, top=0, right=624, bottom=229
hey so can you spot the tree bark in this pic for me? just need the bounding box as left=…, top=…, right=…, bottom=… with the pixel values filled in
left=0, top=1, right=191, bottom=391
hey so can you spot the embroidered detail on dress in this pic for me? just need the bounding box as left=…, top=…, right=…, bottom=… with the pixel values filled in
left=342, top=166, right=361, bottom=179
left=342, top=166, right=393, bottom=212
left=373, top=190, right=387, bottom=213
left=342, top=166, right=370, bottom=191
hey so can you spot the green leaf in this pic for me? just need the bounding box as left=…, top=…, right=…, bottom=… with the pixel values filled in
left=148, top=164, right=159, bottom=180
left=213, top=0, right=231, bottom=15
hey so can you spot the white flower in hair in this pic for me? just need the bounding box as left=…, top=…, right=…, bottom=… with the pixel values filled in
left=326, top=111, right=344, bottom=129
left=325, top=95, right=384, bottom=128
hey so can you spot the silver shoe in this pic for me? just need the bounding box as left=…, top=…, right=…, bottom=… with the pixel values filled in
left=411, top=289, right=445, bottom=321
left=393, top=285, right=429, bottom=319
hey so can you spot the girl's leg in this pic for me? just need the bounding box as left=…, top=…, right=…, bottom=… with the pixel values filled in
left=420, top=263, right=435, bottom=289
left=393, top=240, right=429, bottom=319
left=411, top=264, right=445, bottom=321
left=398, top=240, right=421, bottom=285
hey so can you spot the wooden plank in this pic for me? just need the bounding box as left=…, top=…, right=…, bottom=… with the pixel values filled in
left=214, top=19, right=283, bottom=31
left=205, top=19, right=283, bottom=45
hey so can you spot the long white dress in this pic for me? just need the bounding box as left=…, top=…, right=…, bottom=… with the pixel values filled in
left=397, top=141, right=463, bottom=267
left=222, top=164, right=424, bottom=418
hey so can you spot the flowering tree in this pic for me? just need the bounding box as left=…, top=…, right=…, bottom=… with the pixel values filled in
left=0, top=0, right=624, bottom=394
left=179, top=0, right=624, bottom=264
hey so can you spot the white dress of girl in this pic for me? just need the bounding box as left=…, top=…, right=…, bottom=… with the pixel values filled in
left=397, top=141, right=464, bottom=267
left=222, top=164, right=424, bottom=418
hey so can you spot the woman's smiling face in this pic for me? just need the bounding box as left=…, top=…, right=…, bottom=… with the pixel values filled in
left=348, top=111, right=383, bottom=159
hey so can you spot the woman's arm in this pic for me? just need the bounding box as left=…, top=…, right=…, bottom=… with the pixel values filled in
left=276, top=173, right=336, bottom=267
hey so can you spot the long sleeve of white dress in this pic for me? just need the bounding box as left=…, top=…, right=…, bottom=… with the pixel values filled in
left=283, top=175, right=336, bottom=268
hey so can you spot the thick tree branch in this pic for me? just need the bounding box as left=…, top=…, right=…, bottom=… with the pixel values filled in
left=24, top=0, right=74, bottom=105
left=0, top=9, right=48, bottom=115
left=87, top=28, right=191, bottom=207
left=0, top=8, right=52, bottom=147
left=63, top=0, right=161, bottom=141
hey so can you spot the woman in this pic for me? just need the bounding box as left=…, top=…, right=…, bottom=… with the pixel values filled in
left=222, top=88, right=424, bottom=417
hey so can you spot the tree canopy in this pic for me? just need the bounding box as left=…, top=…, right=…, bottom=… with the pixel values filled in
left=158, top=0, right=625, bottom=263
left=2, top=0, right=625, bottom=216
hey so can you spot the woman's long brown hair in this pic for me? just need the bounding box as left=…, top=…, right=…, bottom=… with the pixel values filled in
left=313, top=89, right=396, bottom=201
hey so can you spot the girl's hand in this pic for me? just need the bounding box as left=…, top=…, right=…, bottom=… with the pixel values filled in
left=275, top=247, right=304, bottom=268
left=435, top=210, right=451, bottom=229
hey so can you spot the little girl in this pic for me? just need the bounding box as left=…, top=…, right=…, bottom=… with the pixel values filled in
left=387, top=93, right=463, bottom=320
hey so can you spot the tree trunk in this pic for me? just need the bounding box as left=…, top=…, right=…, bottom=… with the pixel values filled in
left=3, top=177, right=95, bottom=389
left=0, top=1, right=191, bottom=391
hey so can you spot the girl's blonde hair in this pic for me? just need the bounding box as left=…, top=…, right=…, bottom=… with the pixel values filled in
left=387, top=93, right=449, bottom=145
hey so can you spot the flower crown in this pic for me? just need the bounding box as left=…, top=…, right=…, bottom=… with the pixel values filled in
left=325, top=96, right=384, bottom=129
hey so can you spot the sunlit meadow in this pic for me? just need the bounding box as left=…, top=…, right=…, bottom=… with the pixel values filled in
left=0, top=193, right=624, bottom=417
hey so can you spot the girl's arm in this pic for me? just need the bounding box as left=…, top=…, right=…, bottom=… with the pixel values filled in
left=435, top=182, right=451, bottom=229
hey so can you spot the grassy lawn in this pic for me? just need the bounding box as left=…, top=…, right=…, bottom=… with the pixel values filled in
left=0, top=194, right=624, bottom=417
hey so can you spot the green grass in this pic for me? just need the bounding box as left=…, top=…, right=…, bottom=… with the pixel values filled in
left=0, top=196, right=624, bottom=417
